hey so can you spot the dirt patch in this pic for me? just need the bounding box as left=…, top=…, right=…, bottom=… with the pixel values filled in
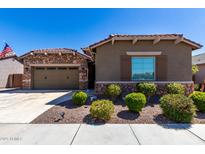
left=31, top=98, right=205, bottom=124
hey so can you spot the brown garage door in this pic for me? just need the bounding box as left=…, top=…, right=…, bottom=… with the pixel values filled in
left=33, top=67, right=79, bottom=89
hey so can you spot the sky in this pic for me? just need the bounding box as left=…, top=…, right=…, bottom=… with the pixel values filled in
left=0, top=8, right=205, bottom=56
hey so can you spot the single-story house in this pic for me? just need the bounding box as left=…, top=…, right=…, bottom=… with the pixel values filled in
left=192, top=53, right=205, bottom=84
left=0, top=56, right=23, bottom=88
left=82, top=34, right=202, bottom=95
left=19, top=48, right=92, bottom=90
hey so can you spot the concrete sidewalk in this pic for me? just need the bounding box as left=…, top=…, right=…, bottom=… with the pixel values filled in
left=0, top=124, right=205, bottom=145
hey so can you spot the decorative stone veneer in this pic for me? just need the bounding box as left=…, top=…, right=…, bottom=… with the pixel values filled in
left=95, top=81, right=194, bottom=96
left=22, top=53, right=88, bottom=89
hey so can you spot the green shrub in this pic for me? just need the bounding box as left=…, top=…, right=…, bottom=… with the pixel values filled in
left=72, top=91, right=88, bottom=106
left=137, top=82, right=157, bottom=97
left=189, top=92, right=205, bottom=112
left=160, top=94, right=196, bottom=123
left=194, top=84, right=201, bottom=91
left=125, top=92, right=146, bottom=112
left=90, top=100, right=114, bottom=121
left=166, top=83, right=185, bottom=95
left=106, top=84, right=121, bottom=99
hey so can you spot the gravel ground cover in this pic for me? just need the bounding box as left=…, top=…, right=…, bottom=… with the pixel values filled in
left=31, top=96, right=205, bottom=124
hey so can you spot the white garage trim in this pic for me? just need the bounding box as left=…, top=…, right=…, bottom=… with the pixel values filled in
left=30, top=64, right=81, bottom=67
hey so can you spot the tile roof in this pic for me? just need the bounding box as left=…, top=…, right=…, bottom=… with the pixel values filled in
left=192, top=52, right=205, bottom=65
left=19, top=48, right=92, bottom=60
left=31, top=48, right=76, bottom=53
left=110, top=34, right=181, bottom=37
left=0, top=55, right=17, bottom=61
left=82, top=34, right=202, bottom=51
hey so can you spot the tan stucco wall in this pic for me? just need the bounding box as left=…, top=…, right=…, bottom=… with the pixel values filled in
left=195, top=64, right=205, bottom=84
left=0, top=58, right=23, bottom=88
left=95, top=40, right=192, bottom=81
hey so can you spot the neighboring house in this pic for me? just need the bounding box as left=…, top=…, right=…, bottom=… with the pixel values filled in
left=0, top=56, right=23, bottom=88
left=192, top=53, right=205, bottom=84
left=19, top=48, right=91, bottom=90
left=82, top=34, right=202, bottom=95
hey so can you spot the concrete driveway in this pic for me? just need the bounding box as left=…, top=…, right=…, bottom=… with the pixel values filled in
left=0, top=90, right=73, bottom=123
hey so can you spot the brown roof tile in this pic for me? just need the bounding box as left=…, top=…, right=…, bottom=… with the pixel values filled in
left=82, top=34, right=202, bottom=51
left=19, top=48, right=92, bottom=60
left=31, top=48, right=76, bottom=53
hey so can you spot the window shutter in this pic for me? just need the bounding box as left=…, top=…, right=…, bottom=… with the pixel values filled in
left=156, top=55, right=167, bottom=81
left=120, top=55, right=131, bottom=81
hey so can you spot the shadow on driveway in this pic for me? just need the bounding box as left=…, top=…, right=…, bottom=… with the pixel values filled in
left=46, top=91, right=74, bottom=105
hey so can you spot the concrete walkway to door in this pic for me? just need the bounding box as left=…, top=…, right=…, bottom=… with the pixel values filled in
left=0, top=90, right=73, bottom=123
left=0, top=124, right=205, bottom=145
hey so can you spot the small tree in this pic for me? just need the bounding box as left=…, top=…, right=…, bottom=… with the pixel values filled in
left=192, top=65, right=199, bottom=75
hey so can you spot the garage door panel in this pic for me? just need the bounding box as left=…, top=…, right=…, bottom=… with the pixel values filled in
left=33, top=67, right=79, bottom=89
left=33, top=68, right=49, bottom=89
left=67, top=68, right=79, bottom=89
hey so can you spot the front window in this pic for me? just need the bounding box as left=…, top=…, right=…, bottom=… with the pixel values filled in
left=131, top=57, right=155, bottom=80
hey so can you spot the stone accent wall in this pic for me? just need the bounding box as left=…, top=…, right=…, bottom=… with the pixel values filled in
left=22, top=53, right=88, bottom=89
left=95, top=81, right=194, bottom=96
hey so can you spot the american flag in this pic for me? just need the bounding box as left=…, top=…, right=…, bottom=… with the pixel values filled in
left=0, top=43, right=14, bottom=59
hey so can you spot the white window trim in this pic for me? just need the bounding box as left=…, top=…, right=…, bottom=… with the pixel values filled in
left=126, top=51, right=162, bottom=56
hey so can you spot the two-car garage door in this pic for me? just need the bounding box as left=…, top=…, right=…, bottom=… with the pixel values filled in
left=33, top=67, right=79, bottom=89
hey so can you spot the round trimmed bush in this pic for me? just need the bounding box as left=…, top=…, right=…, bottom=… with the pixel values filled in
left=72, top=91, right=88, bottom=106
left=166, top=83, right=185, bottom=95
left=160, top=94, right=196, bottom=123
left=189, top=92, right=205, bottom=112
left=106, top=84, right=121, bottom=99
left=125, top=92, right=146, bottom=112
left=137, top=82, right=157, bottom=97
left=90, top=100, right=114, bottom=121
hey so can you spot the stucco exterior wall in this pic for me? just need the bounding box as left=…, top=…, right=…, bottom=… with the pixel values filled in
left=95, top=40, right=192, bottom=81
left=194, top=64, right=205, bottom=84
left=0, top=58, right=23, bottom=88
left=22, top=53, right=88, bottom=89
